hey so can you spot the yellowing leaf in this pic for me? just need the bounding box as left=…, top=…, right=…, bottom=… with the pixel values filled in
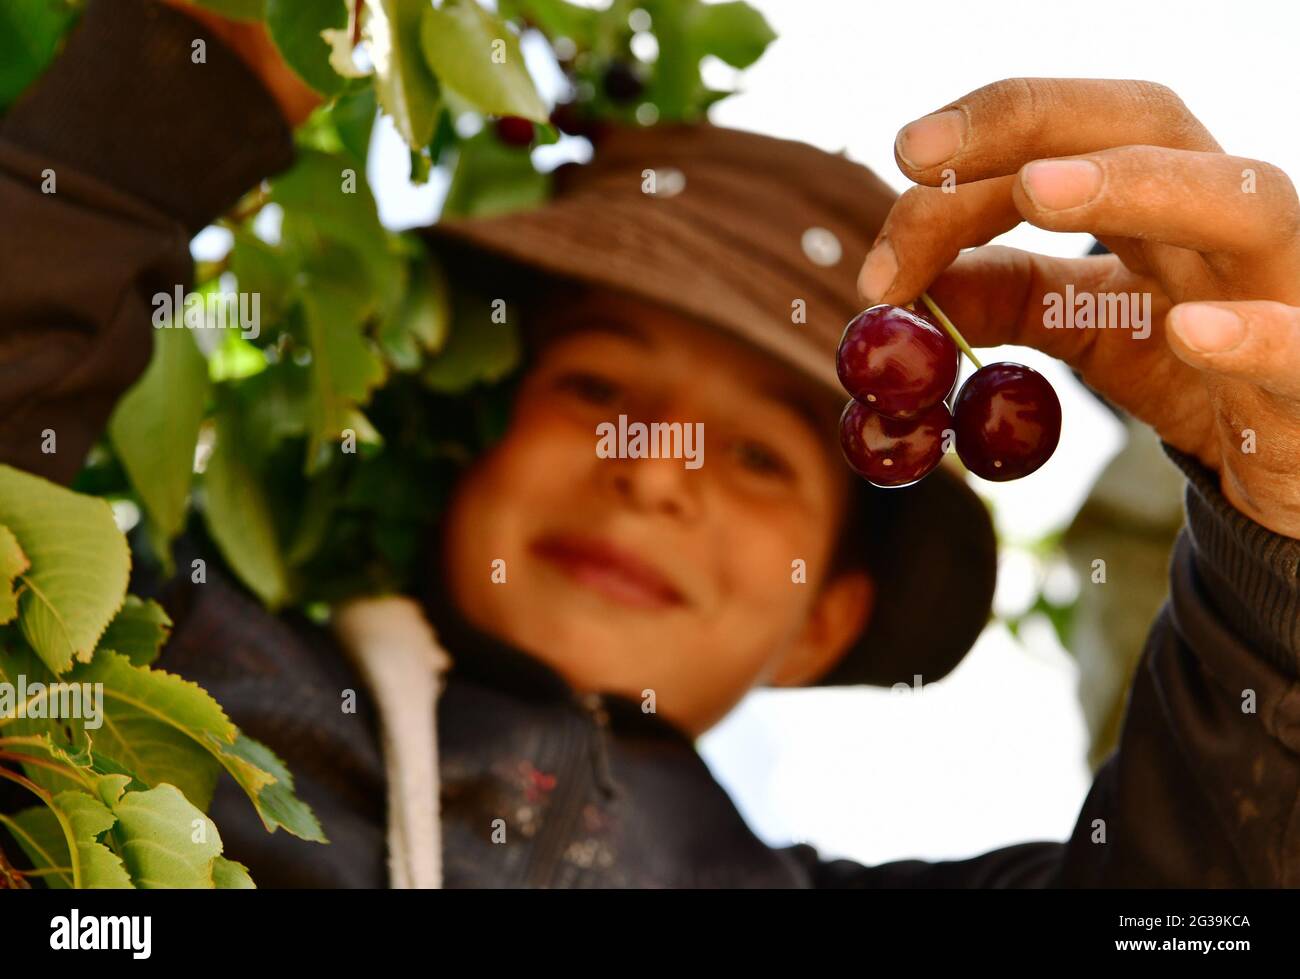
left=212, top=733, right=326, bottom=843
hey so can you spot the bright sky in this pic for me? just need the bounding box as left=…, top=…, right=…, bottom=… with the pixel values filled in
left=197, top=0, right=1299, bottom=869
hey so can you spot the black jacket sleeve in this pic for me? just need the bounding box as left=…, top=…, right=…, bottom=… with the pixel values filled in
left=800, top=445, right=1300, bottom=887
left=0, top=0, right=292, bottom=484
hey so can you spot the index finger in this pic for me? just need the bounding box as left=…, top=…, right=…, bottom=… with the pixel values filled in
left=895, top=78, right=1222, bottom=185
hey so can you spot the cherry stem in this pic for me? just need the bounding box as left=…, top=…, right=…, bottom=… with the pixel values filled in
left=352, top=0, right=366, bottom=47
left=920, top=292, right=983, bottom=370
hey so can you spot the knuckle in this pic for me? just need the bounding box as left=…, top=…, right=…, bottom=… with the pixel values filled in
left=1125, top=80, right=1205, bottom=146
left=893, top=185, right=944, bottom=226
left=980, top=77, right=1049, bottom=142
left=1242, top=160, right=1300, bottom=243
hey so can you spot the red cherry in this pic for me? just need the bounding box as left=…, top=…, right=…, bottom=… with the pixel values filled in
left=953, top=363, right=1061, bottom=481
left=908, top=302, right=961, bottom=402
left=839, top=398, right=952, bottom=488
left=495, top=116, right=535, bottom=147
left=836, top=305, right=959, bottom=419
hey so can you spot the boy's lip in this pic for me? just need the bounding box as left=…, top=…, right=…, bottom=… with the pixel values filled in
left=529, top=533, right=688, bottom=609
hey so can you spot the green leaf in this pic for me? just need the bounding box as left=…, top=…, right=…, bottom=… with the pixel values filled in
left=6, top=784, right=260, bottom=890
left=370, top=0, right=443, bottom=146
left=271, top=149, right=402, bottom=311
left=58, top=789, right=133, bottom=887
left=0, top=465, right=130, bottom=674
left=5, top=644, right=323, bottom=842
left=0, top=0, right=78, bottom=114
left=2, top=644, right=230, bottom=807
left=691, top=1, right=775, bottom=69
left=209, top=329, right=269, bottom=382
left=212, top=855, right=256, bottom=888
left=300, top=260, right=388, bottom=467
left=19, top=790, right=134, bottom=889
left=266, top=0, right=349, bottom=96
left=498, top=0, right=599, bottom=46
left=0, top=524, right=30, bottom=625
left=642, top=0, right=774, bottom=120
left=440, top=130, right=549, bottom=219
left=423, top=289, right=521, bottom=394
left=96, top=596, right=173, bottom=668
left=379, top=252, right=450, bottom=370
left=112, top=784, right=223, bottom=888
left=3, top=806, right=73, bottom=888
left=229, top=361, right=311, bottom=460
left=332, top=87, right=380, bottom=163
left=108, top=327, right=210, bottom=541
left=231, top=229, right=294, bottom=324
left=190, top=0, right=267, bottom=21
left=214, top=733, right=326, bottom=842
left=421, top=0, right=547, bottom=122
left=202, top=412, right=292, bottom=609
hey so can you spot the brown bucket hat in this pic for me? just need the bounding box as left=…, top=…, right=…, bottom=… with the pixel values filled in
left=425, top=123, right=997, bottom=688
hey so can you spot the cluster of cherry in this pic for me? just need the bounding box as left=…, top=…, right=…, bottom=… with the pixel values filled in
left=837, top=302, right=1061, bottom=487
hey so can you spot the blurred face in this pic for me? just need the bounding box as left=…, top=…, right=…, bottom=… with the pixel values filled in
left=441, top=288, right=872, bottom=735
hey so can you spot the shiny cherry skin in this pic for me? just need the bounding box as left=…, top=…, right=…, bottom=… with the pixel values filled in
left=839, top=398, right=952, bottom=488
left=953, top=363, right=1061, bottom=481
left=908, top=302, right=960, bottom=401
left=495, top=116, right=535, bottom=147
left=836, top=305, right=959, bottom=420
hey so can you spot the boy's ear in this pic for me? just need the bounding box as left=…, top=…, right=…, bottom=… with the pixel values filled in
left=770, top=568, right=874, bottom=688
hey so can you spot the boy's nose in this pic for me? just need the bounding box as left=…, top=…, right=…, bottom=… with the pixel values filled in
left=603, top=451, right=701, bottom=522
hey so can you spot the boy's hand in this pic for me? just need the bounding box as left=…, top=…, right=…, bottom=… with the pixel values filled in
left=858, top=78, right=1300, bottom=540
left=159, top=0, right=322, bottom=126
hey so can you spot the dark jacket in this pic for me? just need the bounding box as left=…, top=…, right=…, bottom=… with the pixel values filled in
left=1, top=0, right=1297, bottom=887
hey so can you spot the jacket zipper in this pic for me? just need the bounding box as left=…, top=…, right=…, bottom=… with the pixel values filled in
left=523, top=693, right=614, bottom=887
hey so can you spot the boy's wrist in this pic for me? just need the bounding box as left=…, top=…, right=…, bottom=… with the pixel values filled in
left=1164, top=442, right=1300, bottom=678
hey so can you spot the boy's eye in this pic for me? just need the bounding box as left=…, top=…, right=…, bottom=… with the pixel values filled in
left=731, top=438, right=793, bottom=480
left=554, top=371, right=622, bottom=406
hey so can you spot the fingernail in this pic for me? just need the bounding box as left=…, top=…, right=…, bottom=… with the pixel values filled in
left=1170, top=304, right=1245, bottom=353
left=858, top=240, right=898, bottom=303
left=895, top=110, right=966, bottom=169
left=1021, top=160, right=1103, bottom=210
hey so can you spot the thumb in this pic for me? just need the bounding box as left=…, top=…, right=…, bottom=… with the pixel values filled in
left=1166, top=301, right=1300, bottom=400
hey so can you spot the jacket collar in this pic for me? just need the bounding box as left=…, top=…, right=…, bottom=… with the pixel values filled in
left=419, top=564, right=696, bottom=748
